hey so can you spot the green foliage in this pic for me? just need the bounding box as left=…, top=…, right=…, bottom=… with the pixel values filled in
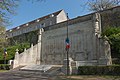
left=102, top=27, right=120, bottom=37
left=0, top=0, right=19, bottom=26
left=78, top=65, right=120, bottom=75
left=8, top=30, right=38, bottom=46
left=0, top=42, right=30, bottom=61
left=0, top=64, right=10, bottom=70
left=102, top=27, right=120, bottom=64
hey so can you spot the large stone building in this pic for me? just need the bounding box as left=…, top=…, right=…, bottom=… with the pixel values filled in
left=6, top=10, right=67, bottom=38
left=7, top=6, right=120, bottom=71
left=6, top=10, right=67, bottom=45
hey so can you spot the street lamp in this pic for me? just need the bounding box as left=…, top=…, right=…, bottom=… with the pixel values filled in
left=65, top=13, right=70, bottom=76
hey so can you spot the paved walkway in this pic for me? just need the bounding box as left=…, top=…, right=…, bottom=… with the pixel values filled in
left=0, top=70, right=56, bottom=80
left=0, top=70, right=120, bottom=80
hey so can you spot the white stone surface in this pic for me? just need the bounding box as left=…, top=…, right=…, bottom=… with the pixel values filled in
left=13, top=13, right=112, bottom=69
left=20, top=65, right=53, bottom=72
left=13, top=29, right=43, bottom=68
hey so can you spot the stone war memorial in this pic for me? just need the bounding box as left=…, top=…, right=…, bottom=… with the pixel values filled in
left=6, top=6, right=120, bottom=74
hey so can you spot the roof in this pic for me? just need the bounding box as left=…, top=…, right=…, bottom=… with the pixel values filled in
left=7, top=9, right=63, bottom=32
left=44, top=6, right=120, bottom=31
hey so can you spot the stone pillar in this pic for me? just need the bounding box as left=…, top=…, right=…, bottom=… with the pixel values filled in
left=61, top=58, right=76, bottom=75
left=92, top=13, right=102, bottom=60
left=13, top=49, right=19, bottom=68
left=36, top=28, right=44, bottom=65
left=29, top=43, right=33, bottom=65
left=23, top=48, right=26, bottom=64
left=93, top=13, right=101, bottom=37
left=98, top=38, right=112, bottom=65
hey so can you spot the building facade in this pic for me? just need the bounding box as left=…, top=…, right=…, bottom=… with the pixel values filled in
left=6, top=10, right=67, bottom=38
left=5, top=6, right=120, bottom=69
left=12, top=7, right=119, bottom=68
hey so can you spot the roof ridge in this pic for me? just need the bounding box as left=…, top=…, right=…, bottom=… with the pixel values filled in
left=7, top=9, right=63, bottom=31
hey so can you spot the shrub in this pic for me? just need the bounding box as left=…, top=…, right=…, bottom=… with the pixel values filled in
left=0, top=64, right=10, bottom=70
left=0, top=42, right=30, bottom=62
left=78, top=65, right=120, bottom=75
left=102, top=27, right=120, bottom=64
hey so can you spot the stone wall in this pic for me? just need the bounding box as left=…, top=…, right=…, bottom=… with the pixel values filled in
left=6, top=10, right=67, bottom=38
left=8, top=30, right=38, bottom=46
left=41, top=13, right=112, bottom=66
left=13, top=44, right=38, bottom=68
left=13, top=11, right=113, bottom=68
left=13, top=29, right=43, bottom=68
left=100, top=6, right=120, bottom=31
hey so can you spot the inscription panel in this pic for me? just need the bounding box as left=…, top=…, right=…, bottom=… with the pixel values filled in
left=41, top=20, right=95, bottom=64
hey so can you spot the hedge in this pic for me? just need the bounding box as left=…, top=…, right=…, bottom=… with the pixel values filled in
left=78, top=65, right=120, bottom=75
left=0, top=60, right=9, bottom=64
left=0, top=64, right=10, bottom=70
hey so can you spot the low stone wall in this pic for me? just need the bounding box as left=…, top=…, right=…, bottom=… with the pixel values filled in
left=13, top=44, right=39, bottom=68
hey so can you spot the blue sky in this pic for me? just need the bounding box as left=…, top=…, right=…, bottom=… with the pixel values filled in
left=8, top=0, right=92, bottom=29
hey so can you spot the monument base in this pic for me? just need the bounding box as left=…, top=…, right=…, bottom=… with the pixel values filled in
left=20, top=65, right=53, bottom=72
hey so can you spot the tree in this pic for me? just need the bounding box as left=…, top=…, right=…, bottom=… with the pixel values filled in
left=0, top=26, right=6, bottom=48
left=102, top=27, right=120, bottom=64
left=0, top=0, right=45, bottom=27
left=0, top=0, right=19, bottom=48
left=87, top=0, right=120, bottom=11
left=0, top=0, right=19, bottom=27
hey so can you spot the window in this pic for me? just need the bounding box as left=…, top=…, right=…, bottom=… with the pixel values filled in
left=17, top=27, right=20, bottom=29
left=50, top=21, right=52, bottom=25
left=41, top=23, right=45, bottom=27
left=50, top=14, right=54, bottom=17
left=36, top=19, right=40, bottom=22
left=36, top=24, right=40, bottom=29
left=9, top=30, right=12, bottom=32
left=26, top=23, right=29, bottom=26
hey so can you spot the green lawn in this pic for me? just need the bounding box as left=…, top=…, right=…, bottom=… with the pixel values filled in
left=0, top=70, right=9, bottom=72
left=56, top=75, right=120, bottom=80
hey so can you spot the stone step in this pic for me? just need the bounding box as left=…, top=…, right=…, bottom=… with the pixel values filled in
left=19, top=65, right=53, bottom=72
left=43, top=65, right=65, bottom=76
left=10, top=66, right=25, bottom=71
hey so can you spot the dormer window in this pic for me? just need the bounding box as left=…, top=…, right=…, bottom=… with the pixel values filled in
left=37, top=19, right=40, bottom=22
left=50, top=14, right=54, bottom=17
left=41, top=23, right=45, bottom=27
left=9, top=30, right=12, bottom=32
left=26, top=23, right=29, bottom=26
left=50, top=21, right=52, bottom=25
left=17, top=27, right=20, bottom=29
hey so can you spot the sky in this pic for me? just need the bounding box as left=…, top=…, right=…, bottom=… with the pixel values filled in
left=8, top=0, right=92, bottom=29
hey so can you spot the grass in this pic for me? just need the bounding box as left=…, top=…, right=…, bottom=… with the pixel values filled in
left=0, top=70, right=9, bottom=72
left=55, top=75, right=120, bottom=80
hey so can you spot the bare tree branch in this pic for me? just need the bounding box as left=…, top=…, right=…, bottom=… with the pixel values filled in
left=0, top=0, right=19, bottom=27
left=87, top=0, right=120, bottom=11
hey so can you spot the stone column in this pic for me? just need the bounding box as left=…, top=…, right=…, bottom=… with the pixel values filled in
left=61, top=58, right=74, bottom=75
left=93, top=13, right=102, bottom=60
left=36, top=28, right=44, bottom=65
left=94, top=13, right=101, bottom=37
left=13, top=49, right=19, bottom=68
left=23, top=48, right=26, bottom=65
left=29, top=43, right=33, bottom=65
left=98, top=38, right=112, bottom=65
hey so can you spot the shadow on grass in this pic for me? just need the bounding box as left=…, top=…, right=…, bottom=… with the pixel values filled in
left=55, top=75, right=120, bottom=80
